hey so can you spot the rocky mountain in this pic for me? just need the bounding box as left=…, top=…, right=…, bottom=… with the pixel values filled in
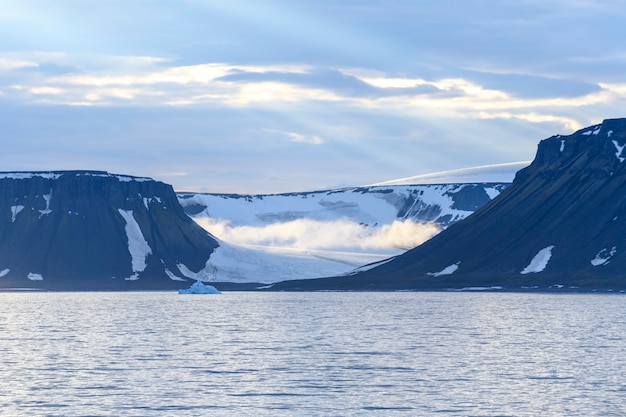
left=0, top=171, right=218, bottom=290
left=271, top=118, right=626, bottom=291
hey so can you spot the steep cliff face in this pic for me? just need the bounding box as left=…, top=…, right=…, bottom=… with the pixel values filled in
left=0, top=171, right=218, bottom=290
left=273, top=118, right=626, bottom=291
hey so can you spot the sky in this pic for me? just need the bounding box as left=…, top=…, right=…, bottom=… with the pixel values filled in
left=2, top=0, right=626, bottom=193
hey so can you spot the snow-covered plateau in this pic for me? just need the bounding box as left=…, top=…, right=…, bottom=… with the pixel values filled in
left=177, top=163, right=524, bottom=284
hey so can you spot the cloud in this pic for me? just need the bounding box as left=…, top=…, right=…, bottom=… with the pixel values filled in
left=0, top=47, right=616, bottom=120
left=4, top=55, right=617, bottom=136
left=28, top=86, right=64, bottom=95
left=0, top=58, right=38, bottom=71
left=287, top=132, right=323, bottom=145
left=266, top=129, right=324, bottom=145
left=193, top=217, right=440, bottom=252
left=474, top=112, right=583, bottom=132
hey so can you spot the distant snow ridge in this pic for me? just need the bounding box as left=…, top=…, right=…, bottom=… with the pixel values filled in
left=369, top=162, right=529, bottom=186
left=117, top=209, right=152, bottom=280
left=178, top=182, right=510, bottom=247
left=0, top=171, right=153, bottom=182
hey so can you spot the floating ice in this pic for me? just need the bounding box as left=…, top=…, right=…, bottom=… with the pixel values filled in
left=0, top=269, right=9, bottom=277
left=27, top=273, right=43, bottom=281
left=521, top=246, right=554, bottom=274
left=178, top=281, right=221, bottom=294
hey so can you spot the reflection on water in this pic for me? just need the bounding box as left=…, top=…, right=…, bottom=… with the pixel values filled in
left=0, top=291, right=625, bottom=416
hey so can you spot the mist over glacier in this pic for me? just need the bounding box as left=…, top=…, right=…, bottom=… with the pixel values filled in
left=194, top=217, right=440, bottom=253
left=174, top=164, right=518, bottom=284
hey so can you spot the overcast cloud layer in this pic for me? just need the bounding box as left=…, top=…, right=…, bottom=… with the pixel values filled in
left=2, top=1, right=626, bottom=193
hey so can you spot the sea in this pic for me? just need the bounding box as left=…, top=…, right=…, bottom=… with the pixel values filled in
left=1, top=291, right=625, bottom=416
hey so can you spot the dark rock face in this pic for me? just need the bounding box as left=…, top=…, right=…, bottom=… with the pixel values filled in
left=273, top=118, right=626, bottom=291
left=0, top=171, right=218, bottom=290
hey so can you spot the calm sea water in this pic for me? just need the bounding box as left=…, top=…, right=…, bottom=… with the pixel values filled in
left=0, top=291, right=625, bottom=416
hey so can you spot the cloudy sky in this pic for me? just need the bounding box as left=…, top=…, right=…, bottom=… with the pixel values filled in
left=2, top=0, right=626, bottom=193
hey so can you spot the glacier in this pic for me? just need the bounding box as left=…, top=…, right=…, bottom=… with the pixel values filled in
left=176, top=164, right=519, bottom=284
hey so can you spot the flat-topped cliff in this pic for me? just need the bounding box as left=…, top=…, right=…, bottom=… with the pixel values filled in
left=0, top=171, right=218, bottom=290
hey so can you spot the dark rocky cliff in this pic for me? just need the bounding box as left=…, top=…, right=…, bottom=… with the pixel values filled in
left=272, top=118, right=626, bottom=291
left=0, top=171, right=218, bottom=290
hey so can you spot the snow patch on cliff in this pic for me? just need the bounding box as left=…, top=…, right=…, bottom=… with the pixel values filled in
left=612, top=140, right=625, bottom=163
left=39, top=192, right=52, bottom=217
left=591, top=247, right=616, bottom=266
left=428, top=262, right=460, bottom=277
left=521, top=246, right=554, bottom=274
left=10, top=205, right=24, bottom=222
left=118, top=209, right=152, bottom=280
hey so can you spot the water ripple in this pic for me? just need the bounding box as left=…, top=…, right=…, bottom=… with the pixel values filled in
left=0, top=291, right=625, bottom=416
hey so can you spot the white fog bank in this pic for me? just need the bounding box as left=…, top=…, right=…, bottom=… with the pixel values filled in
left=194, top=217, right=441, bottom=253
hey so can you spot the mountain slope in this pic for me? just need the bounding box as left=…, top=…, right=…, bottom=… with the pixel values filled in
left=271, top=118, right=626, bottom=291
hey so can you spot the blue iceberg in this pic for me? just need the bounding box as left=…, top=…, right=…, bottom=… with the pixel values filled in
left=178, top=281, right=221, bottom=294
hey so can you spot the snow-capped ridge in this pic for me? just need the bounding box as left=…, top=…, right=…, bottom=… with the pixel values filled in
left=369, top=162, right=529, bottom=186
